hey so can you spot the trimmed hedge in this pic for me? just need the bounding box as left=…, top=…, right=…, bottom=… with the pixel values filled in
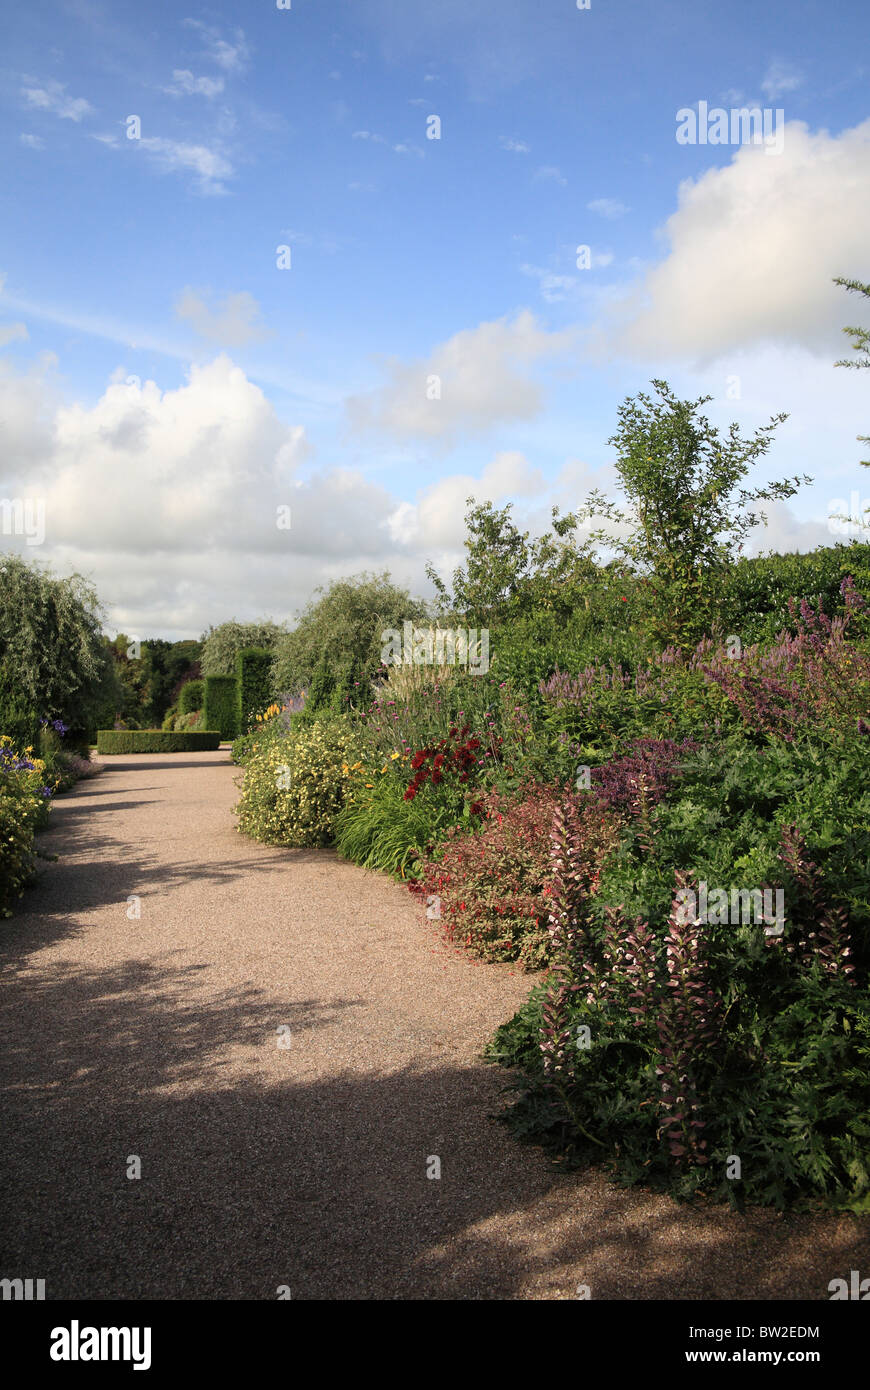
left=202, top=674, right=239, bottom=740
left=236, top=647, right=273, bottom=729
left=96, top=730, right=222, bottom=754
left=178, top=679, right=204, bottom=715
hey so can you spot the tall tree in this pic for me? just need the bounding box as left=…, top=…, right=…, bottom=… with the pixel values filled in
left=0, top=555, right=116, bottom=747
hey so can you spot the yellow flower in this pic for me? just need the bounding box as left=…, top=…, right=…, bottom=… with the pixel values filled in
left=390, top=751, right=400, bottom=760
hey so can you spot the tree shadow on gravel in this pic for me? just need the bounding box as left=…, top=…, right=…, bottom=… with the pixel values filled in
left=9, top=822, right=339, bottom=960
left=1, top=952, right=868, bottom=1302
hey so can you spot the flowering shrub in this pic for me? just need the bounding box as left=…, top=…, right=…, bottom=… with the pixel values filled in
left=700, top=577, right=870, bottom=742
left=234, top=718, right=360, bottom=847
left=489, top=743, right=870, bottom=1209
left=0, top=737, right=54, bottom=917
left=413, top=783, right=621, bottom=968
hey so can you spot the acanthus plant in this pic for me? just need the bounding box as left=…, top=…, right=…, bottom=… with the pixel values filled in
left=540, top=796, right=611, bottom=1150
left=655, top=871, right=722, bottom=1166
left=775, top=823, right=856, bottom=984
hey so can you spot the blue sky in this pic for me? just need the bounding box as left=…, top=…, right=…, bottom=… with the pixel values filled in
left=1, top=0, right=869, bottom=638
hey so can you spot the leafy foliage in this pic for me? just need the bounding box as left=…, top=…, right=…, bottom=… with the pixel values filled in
left=578, top=379, right=807, bottom=646
left=271, top=573, right=427, bottom=696
left=202, top=675, right=239, bottom=740
left=0, top=555, right=115, bottom=748
left=0, top=737, right=54, bottom=917
left=200, top=620, right=285, bottom=678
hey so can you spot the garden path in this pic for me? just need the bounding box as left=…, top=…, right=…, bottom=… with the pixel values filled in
left=2, top=750, right=868, bottom=1299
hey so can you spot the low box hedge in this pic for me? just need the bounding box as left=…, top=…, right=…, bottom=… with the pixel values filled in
left=96, top=730, right=223, bottom=754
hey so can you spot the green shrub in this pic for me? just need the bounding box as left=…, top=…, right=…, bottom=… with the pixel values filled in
left=96, top=730, right=222, bottom=753
left=178, top=679, right=204, bottom=715
left=202, top=675, right=239, bottom=740
left=0, top=736, right=54, bottom=916
left=235, top=719, right=359, bottom=847
left=161, top=705, right=178, bottom=731
left=236, top=647, right=274, bottom=729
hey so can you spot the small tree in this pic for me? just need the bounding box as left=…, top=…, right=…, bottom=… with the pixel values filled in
left=833, top=275, right=870, bottom=466
left=271, top=573, right=427, bottom=694
left=426, top=498, right=598, bottom=627
left=578, top=379, right=808, bottom=647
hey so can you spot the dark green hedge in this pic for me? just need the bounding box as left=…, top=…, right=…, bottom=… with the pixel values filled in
left=96, top=729, right=222, bottom=754
left=178, top=679, right=204, bottom=715
left=720, top=540, right=870, bottom=645
left=236, top=647, right=273, bottom=729
left=202, top=674, right=239, bottom=739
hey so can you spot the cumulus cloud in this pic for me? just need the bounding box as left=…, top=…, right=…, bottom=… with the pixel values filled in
left=175, top=289, right=270, bottom=347
left=500, top=137, right=530, bottom=153
left=385, top=451, right=545, bottom=549
left=345, top=310, right=574, bottom=443
left=20, top=78, right=93, bottom=122
left=20, top=133, right=44, bottom=150
left=610, top=120, right=870, bottom=362
left=1, top=353, right=523, bottom=636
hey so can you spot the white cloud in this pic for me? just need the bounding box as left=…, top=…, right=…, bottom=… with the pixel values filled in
left=534, top=165, right=567, bottom=186
left=519, top=264, right=579, bottom=304
left=183, top=19, right=251, bottom=74
left=346, top=310, right=574, bottom=443
left=500, top=137, right=530, bottom=153
left=21, top=78, right=93, bottom=122
left=520, top=252, right=615, bottom=303
left=0, top=322, right=28, bottom=346
left=385, top=451, right=545, bottom=549
left=610, top=120, right=870, bottom=362
left=164, top=69, right=225, bottom=98
left=139, top=136, right=234, bottom=194
left=175, top=289, right=270, bottom=348
left=761, top=61, right=803, bottom=100
left=20, top=133, right=45, bottom=150
left=587, top=197, right=629, bottom=219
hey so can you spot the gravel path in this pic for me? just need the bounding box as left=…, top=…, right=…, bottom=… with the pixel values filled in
left=1, top=750, right=868, bottom=1300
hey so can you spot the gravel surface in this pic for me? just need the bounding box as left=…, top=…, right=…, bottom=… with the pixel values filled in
left=1, top=750, right=867, bottom=1300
